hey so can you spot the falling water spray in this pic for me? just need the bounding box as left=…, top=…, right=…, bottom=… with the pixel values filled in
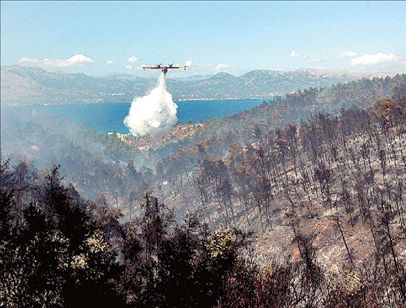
left=124, top=74, right=178, bottom=137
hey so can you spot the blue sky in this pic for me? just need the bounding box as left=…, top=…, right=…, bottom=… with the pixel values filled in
left=1, top=1, right=405, bottom=76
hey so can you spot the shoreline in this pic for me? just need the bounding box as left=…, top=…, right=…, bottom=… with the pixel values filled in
left=3, top=97, right=273, bottom=107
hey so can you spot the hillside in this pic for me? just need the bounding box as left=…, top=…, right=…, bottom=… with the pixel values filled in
left=2, top=82, right=406, bottom=307
left=1, top=65, right=364, bottom=104
left=2, top=75, right=405, bottom=198
left=175, top=70, right=358, bottom=100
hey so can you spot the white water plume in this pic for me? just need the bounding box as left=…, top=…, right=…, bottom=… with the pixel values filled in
left=124, top=74, right=178, bottom=137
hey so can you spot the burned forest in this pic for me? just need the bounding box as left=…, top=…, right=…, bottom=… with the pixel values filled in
left=2, top=73, right=406, bottom=307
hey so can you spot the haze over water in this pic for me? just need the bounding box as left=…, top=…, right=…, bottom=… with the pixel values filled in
left=34, top=99, right=264, bottom=133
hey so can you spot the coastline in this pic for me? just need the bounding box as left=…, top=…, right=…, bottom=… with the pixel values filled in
left=2, top=97, right=273, bottom=107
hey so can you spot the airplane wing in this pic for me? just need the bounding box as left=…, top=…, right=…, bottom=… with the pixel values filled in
left=168, top=65, right=187, bottom=70
left=141, top=64, right=188, bottom=71
left=142, top=66, right=162, bottom=69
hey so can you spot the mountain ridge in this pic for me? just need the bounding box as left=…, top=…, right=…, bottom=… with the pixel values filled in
left=1, top=65, right=395, bottom=104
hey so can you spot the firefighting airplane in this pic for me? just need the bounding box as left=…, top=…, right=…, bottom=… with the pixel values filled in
left=141, top=64, right=187, bottom=76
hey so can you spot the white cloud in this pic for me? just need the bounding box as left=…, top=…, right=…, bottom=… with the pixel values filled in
left=18, top=57, right=38, bottom=64
left=290, top=50, right=307, bottom=58
left=126, top=65, right=133, bottom=70
left=290, top=50, right=300, bottom=57
left=185, top=60, right=192, bottom=67
left=127, top=56, right=139, bottom=63
left=43, top=54, right=94, bottom=67
left=351, top=52, right=399, bottom=66
left=340, top=51, right=357, bottom=58
left=105, top=60, right=114, bottom=65
left=215, top=63, right=229, bottom=71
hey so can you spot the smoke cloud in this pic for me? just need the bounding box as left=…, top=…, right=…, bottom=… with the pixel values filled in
left=124, top=74, right=178, bottom=137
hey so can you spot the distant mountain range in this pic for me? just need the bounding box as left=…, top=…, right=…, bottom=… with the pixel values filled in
left=0, top=65, right=394, bottom=104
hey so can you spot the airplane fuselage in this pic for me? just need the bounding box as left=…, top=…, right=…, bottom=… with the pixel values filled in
left=142, top=64, right=187, bottom=75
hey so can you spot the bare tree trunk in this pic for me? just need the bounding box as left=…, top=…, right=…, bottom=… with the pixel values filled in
left=334, top=216, right=354, bottom=266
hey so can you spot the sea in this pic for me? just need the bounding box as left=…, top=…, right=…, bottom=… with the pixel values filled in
left=35, top=99, right=266, bottom=133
